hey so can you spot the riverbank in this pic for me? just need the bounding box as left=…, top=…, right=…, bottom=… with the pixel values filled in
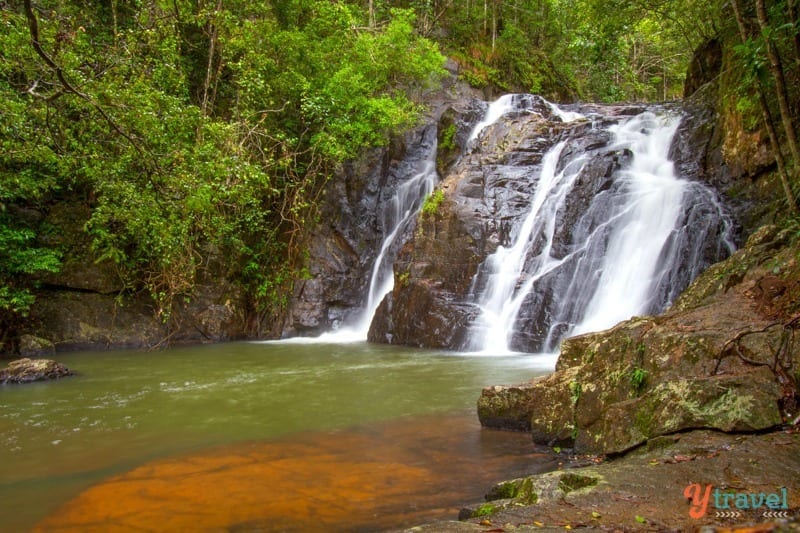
left=402, top=428, right=800, bottom=531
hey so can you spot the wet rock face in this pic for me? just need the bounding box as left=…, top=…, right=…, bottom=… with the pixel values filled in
left=283, top=146, right=388, bottom=335
left=367, top=203, right=482, bottom=348
left=283, top=91, right=486, bottom=338
left=370, top=101, right=694, bottom=351
left=0, top=358, right=73, bottom=384
left=283, top=125, right=443, bottom=337
left=478, top=226, right=800, bottom=455
left=683, top=38, right=722, bottom=98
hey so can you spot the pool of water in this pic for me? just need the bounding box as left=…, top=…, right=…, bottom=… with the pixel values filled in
left=0, top=341, right=556, bottom=531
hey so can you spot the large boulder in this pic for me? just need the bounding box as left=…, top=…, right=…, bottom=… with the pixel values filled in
left=478, top=225, right=799, bottom=454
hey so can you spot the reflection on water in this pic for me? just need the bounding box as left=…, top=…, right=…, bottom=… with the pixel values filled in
left=0, top=341, right=555, bottom=531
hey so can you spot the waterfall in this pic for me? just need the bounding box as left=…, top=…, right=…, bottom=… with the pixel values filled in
left=467, top=103, right=734, bottom=354
left=283, top=93, right=734, bottom=352
left=468, top=94, right=563, bottom=144
left=468, top=141, right=586, bottom=353
left=288, top=127, right=437, bottom=343
left=355, top=146, right=437, bottom=333
left=567, top=114, right=688, bottom=336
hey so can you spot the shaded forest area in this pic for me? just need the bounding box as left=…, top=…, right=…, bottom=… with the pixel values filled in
left=1, top=0, right=798, bottom=351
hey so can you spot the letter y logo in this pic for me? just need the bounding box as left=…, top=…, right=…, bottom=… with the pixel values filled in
left=684, top=483, right=712, bottom=518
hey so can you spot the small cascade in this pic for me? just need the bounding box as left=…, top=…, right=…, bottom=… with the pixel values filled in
left=467, top=102, right=735, bottom=354
left=467, top=94, right=558, bottom=143
left=356, top=148, right=437, bottom=333
left=567, top=114, right=707, bottom=337
left=309, top=127, right=438, bottom=342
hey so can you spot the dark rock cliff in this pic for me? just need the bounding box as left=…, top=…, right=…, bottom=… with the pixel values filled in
left=281, top=70, right=484, bottom=338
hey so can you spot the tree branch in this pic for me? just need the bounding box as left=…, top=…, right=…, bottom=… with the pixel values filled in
left=23, top=0, right=146, bottom=157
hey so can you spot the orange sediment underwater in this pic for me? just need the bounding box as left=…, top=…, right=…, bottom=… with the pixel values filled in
left=34, top=412, right=548, bottom=532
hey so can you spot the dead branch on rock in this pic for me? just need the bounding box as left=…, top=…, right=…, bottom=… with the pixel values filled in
left=715, top=315, right=800, bottom=422
left=715, top=315, right=799, bottom=375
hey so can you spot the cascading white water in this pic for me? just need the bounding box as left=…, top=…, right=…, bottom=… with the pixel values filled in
left=468, top=95, right=518, bottom=143
left=469, top=142, right=587, bottom=353
left=569, top=114, right=684, bottom=336
left=356, top=156, right=437, bottom=333
left=289, top=131, right=438, bottom=343
left=468, top=94, right=559, bottom=143
left=467, top=103, right=734, bottom=354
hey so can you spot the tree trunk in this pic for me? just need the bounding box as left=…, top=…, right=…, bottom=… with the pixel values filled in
left=788, top=0, right=800, bottom=77
left=369, top=0, right=375, bottom=29
left=491, top=0, right=497, bottom=53
left=484, top=0, right=488, bottom=37
left=200, top=0, right=223, bottom=120
left=755, top=0, right=800, bottom=169
left=732, top=0, right=798, bottom=214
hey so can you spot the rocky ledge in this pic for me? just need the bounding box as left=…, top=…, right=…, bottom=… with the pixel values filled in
left=0, top=357, right=73, bottom=384
left=402, top=429, right=800, bottom=532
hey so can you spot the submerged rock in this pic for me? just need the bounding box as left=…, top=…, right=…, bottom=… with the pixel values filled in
left=0, top=357, right=73, bottom=384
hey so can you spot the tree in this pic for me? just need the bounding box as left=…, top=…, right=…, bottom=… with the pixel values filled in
left=1, top=0, right=445, bottom=341
left=731, top=0, right=799, bottom=214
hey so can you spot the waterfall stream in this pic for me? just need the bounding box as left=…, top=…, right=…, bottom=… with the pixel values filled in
left=467, top=139, right=586, bottom=353
left=465, top=99, right=734, bottom=354
left=356, top=146, right=437, bottom=333
left=295, top=127, right=438, bottom=343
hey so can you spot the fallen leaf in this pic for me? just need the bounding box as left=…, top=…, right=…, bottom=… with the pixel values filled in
left=665, top=454, right=696, bottom=464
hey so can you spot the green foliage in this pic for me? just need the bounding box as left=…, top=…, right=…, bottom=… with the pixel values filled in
left=397, top=270, right=410, bottom=287
left=0, top=13, right=63, bottom=335
left=439, top=123, right=457, bottom=151
left=473, top=503, right=498, bottom=517
left=413, top=0, right=715, bottom=101
left=0, top=1, right=445, bottom=337
left=0, top=223, right=61, bottom=315
left=421, top=189, right=445, bottom=217
left=569, top=380, right=583, bottom=406
left=630, top=367, right=649, bottom=394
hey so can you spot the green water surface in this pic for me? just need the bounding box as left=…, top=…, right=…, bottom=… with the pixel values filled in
left=0, top=341, right=555, bottom=531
